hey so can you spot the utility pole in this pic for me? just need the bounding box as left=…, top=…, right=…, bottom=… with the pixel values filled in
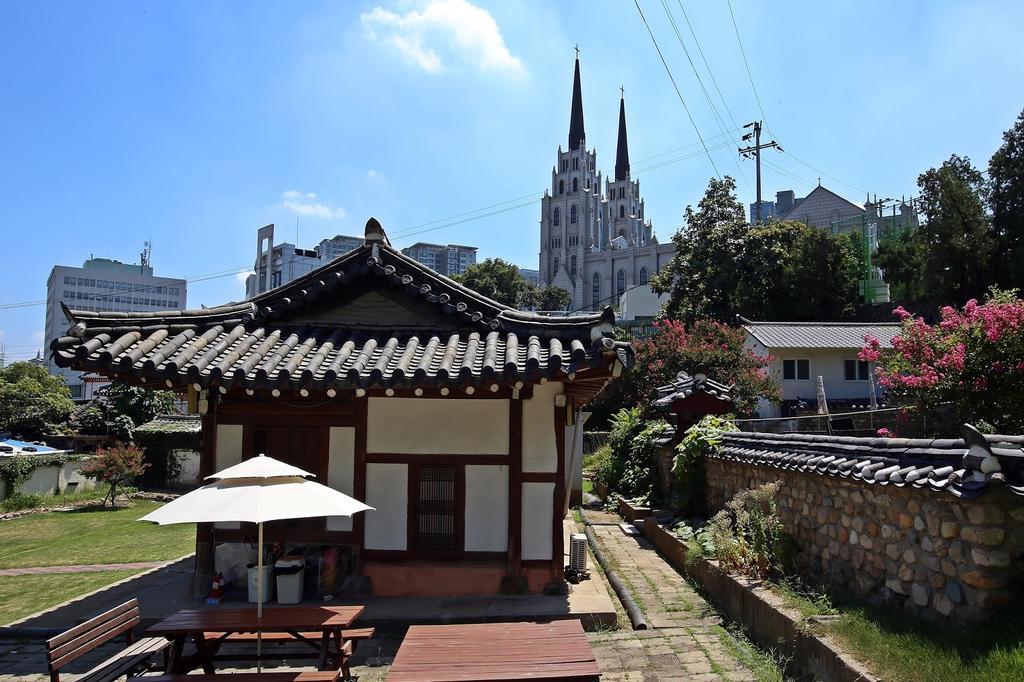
left=738, top=121, right=781, bottom=223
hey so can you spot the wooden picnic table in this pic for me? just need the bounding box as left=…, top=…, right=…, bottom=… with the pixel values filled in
left=386, top=620, right=601, bottom=682
left=146, top=605, right=364, bottom=674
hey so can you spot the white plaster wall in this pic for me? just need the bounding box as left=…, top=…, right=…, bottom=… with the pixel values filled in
left=214, top=424, right=244, bottom=529
left=768, top=349, right=880, bottom=403
left=366, top=398, right=509, bottom=455
left=465, top=465, right=508, bottom=551
left=522, top=382, right=561, bottom=473
left=521, top=481, right=554, bottom=560
left=169, top=449, right=201, bottom=486
left=326, top=427, right=355, bottom=532
left=215, top=424, right=244, bottom=471
left=20, top=465, right=61, bottom=495
left=365, top=463, right=408, bottom=550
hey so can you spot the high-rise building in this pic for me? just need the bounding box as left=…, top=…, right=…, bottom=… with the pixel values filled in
left=245, top=224, right=364, bottom=298
left=538, top=56, right=675, bottom=312
left=400, top=243, right=478, bottom=277
left=45, top=255, right=186, bottom=399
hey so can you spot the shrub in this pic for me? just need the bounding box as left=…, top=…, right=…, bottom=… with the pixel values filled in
left=600, top=408, right=669, bottom=505
left=80, top=444, right=149, bottom=508
left=863, top=287, right=1024, bottom=434
left=672, top=414, right=738, bottom=515
left=694, top=481, right=791, bottom=579
left=587, top=445, right=613, bottom=486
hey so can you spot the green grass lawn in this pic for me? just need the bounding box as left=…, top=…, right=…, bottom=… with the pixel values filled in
left=0, top=500, right=195, bottom=569
left=0, top=569, right=143, bottom=624
left=774, top=582, right=1024, bottom=682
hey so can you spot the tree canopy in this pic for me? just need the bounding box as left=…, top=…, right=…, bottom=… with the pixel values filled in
left=0, top=362, right=75, bottom=439
left=455, top=257, right=571, bottom=311
left=651, top=176, right=864, bottom=322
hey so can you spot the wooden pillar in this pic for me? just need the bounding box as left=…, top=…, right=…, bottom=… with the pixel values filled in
left=354, top=397, right=368, bottom=574
left=506, top=399, right=523, bottom=580
left=194, top=393, right=219, bottom=598
left=552, top=403, right=567, bottom=583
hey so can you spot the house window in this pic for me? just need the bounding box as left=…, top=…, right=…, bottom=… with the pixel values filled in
left=572, top=177, right=578, bottom=192
left=553, top=207, right=560, bottom=226
left=570, top=205, right=578, bottom=224
left=639, top=267, right=649, bottom=285
left=271, top=271, right=282, bottom=288
left=592, top=272, right=600, bottom=306
left=414, top=464, right=458, bottom=551
left=616, top=269, right=625, bottom=297
left=619, top=205, right=625, bottom=218
left=783, top=359, right=811, bottom=381
left=844, top=359, right=870, bottom=381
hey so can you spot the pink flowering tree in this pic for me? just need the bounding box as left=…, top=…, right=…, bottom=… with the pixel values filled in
left=861, top=288, right=1024, bottom=434
left=632, top=319, right=781, bottom=416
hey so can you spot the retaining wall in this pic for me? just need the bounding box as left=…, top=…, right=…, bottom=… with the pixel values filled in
left=706, top=458, right=1024, bottom=622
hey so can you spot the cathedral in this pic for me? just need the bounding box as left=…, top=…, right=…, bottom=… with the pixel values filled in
left=539, top=55, right=675, bottom=312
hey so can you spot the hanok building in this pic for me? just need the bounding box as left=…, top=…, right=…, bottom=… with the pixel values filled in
left=51, top=219, right=632, bottom=598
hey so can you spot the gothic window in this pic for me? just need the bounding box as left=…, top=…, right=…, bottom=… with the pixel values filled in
left=570, top=204, right=578, bottom=224
left=572, top=177, right=578, bottom=192
left=562, top=159, right=569, bottom=172
left=619, top=205, right=625, bottom=218
left=553, top=207, right=560, bottom=226
left=585, top=179, right=590, bottom=190
left=616, top=269, right=626, bottom=297
left=592, top=272, right=601, bottom=307
left=573, top=157, right=578, bottom=170
left=639, top=267, right=649, bottom=285
left=570, top=255, right=577, bottom=278
left=559, top=180, right=564, bottom=195
left=553, top=256, right=559, bottom=274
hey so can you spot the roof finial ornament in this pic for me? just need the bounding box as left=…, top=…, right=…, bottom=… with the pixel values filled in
left=364, top=217, right=391, bottom=246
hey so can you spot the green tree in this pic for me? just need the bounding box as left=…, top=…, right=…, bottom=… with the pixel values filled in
left=652, top=176, right=748, bottom=322
left=0, top=362, right=75, bottom=439
left=914, top=154, right=997, bottom=304
left=874, top=228, right=925, bottom=300
left=100, top=383, right=176, bottom=429
left=528, top=284, right=572, bottom=311
left=989, top=109, right=1024, bottom=289
left=454, top=258, right=532, bottom=307
left=80, top=444, right=149, bottom=507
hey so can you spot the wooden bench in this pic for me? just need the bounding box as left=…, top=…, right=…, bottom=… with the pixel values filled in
left=131, top=673, right=340, bottom=682
left=45, top=599, right=170, bottom=682
left=202, top=628, right=373, bottom=676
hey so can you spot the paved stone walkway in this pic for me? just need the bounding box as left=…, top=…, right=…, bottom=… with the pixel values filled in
left=0, top=562, right=165, bottom=577
left=585, top=511, right=757, bottom=681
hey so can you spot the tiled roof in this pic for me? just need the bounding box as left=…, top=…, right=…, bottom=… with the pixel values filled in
left=134, top=414, right=201, bottom=434
left=652, top=371, right=734, bottom=409
left=50, top=219, right=632, bottom=397
left=714, top=426, right=1024, bottom=500
left=741, top=319, right=900, bottom=350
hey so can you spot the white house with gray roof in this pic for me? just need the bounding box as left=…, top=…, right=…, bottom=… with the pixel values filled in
left=741, top=319, right=901, bottom=417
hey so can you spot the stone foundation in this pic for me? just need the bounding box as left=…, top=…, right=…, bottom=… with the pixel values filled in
left=705, top=458, right=1024, bottom=622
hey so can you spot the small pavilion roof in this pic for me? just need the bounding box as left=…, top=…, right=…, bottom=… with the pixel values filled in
left=652, top=371, right=734, bottom=411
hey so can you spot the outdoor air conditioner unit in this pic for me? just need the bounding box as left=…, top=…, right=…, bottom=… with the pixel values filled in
left=569, top=533, right=588, bottom=572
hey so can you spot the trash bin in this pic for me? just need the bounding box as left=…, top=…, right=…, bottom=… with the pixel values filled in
left=275, top=556, right=305, bottom=604
left=247, top=564, right=273, bottom=603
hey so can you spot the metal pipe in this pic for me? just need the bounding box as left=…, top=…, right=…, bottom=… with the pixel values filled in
left=579, top=508, right=648, bottom=630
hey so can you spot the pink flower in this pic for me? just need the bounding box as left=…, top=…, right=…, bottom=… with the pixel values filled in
left=877, top=428, right=895, bottom=438
left=893, top=306, right=912, bottom=321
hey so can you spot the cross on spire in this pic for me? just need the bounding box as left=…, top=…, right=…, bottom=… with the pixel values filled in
left=574, top=44, right=580, bottom=59
left=620, top=85, right=625, bottom=98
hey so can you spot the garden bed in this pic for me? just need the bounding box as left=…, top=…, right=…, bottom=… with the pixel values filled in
left=643, top=520, right=878, bottom=682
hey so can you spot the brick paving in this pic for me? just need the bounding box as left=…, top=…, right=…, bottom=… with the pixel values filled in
left=585, top=510, right=757, bottom=681
left=0, top=562, right=166, bottom=577
left=0, top=513, right=760, bottom=681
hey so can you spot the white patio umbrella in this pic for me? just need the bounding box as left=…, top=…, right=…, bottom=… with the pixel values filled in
left=139, top=454, right=373, bottom=668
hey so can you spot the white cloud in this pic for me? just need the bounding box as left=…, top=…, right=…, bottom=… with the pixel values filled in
left=362, top=0, right=525, bottom=76
left=278, top=190, right=346, bottom=219
left=366, top=169, right=384, bottom=181
left=235, top=271, right=252, bottom=286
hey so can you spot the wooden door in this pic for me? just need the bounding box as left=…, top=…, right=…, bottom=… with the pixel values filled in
left=248, top=425, right=328, bottom=537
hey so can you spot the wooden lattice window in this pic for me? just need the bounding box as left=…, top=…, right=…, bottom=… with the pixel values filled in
left=416, top=465, right=457, bottom=550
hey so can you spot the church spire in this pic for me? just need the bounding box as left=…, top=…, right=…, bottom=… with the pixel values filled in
left=614, top=89, right=630, bottom=181
left=568, top=48, right=586, bottom=150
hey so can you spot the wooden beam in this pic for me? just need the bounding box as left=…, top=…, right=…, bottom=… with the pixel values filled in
left=553, top=402, right=567, bottom=583
left=507, top=398, right=523, bottom=580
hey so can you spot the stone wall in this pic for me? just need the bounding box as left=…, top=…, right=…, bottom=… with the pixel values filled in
left=706, top=458, right=1024, bottom=622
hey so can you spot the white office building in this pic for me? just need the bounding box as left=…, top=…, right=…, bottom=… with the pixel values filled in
left=45, top=256, right=186, bottom=399
left=245, top=224, right=365, bottom=298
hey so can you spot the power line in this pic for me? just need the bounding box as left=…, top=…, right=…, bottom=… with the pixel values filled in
left=726, top=0, right=768, bottom=126
left=779, top=149, right=869, bottom=195
left=633, top=0, right=721, bottom=178
left=677, top=0, right=742, bottom=132
left=658, top=0, right=751, bottom=192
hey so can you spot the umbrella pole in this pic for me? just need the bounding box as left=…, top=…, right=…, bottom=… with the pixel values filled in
left=257, top=521, right=263, bottom=672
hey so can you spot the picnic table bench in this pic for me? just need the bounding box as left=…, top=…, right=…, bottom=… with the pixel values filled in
left=45, top=598, right=169, bottom=682
left=387, top=620, right=601, bottom=682
left=130, top=673, right=339, bottom=682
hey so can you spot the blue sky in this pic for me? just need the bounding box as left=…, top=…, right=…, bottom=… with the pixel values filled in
left=2, top=0, right=1023, bottom=362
